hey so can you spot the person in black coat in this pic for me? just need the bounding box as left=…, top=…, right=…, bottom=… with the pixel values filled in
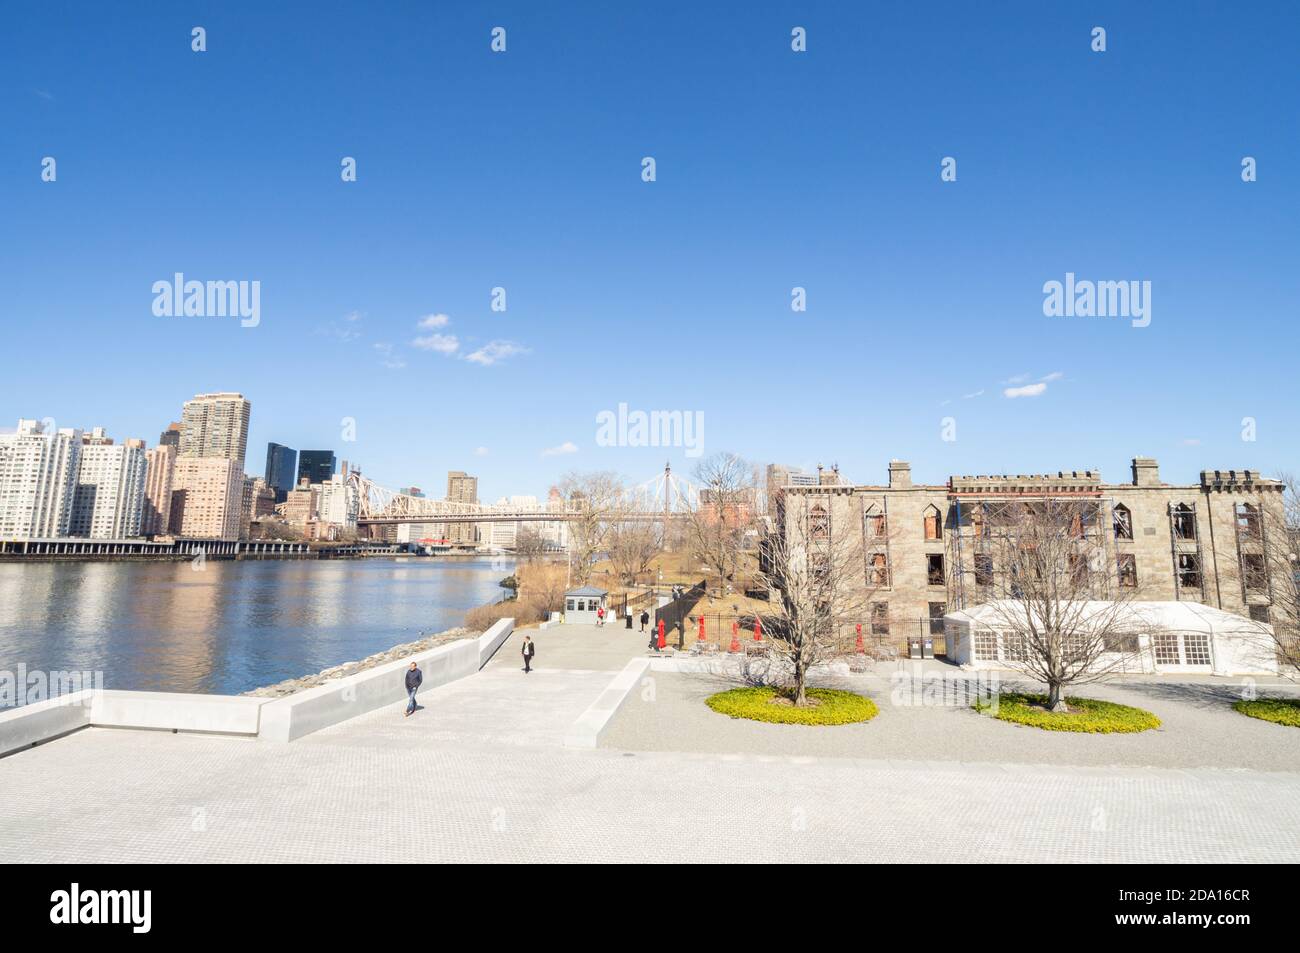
left=521, top=634, right=536, bottom=673
left=640, top=610, right=650, bottom=633
left=404, top=662, right=423, bottom=717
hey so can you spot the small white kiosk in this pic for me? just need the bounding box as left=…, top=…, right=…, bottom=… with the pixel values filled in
left=564, top=586, right=609, bottom=625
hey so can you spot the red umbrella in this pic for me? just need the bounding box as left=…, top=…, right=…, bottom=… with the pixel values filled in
left=753, top=618, right=762, bottom=641
left=698, top=615, right=706, bottom=641
left=855, top=623, right=865, bottom=654
left=657, top=618, right=666, bottom=650
left=728, top=621, right=741, bottom=653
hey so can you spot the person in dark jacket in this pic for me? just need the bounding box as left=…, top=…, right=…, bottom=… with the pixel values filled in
left=521, top=635, right=535, bottom=673
left=640, top=610, right=650, bottom=633
left=404, top=661, right=422, bottom=717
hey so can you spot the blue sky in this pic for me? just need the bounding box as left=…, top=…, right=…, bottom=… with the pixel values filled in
left=4, top=1, right=1297, bottom=500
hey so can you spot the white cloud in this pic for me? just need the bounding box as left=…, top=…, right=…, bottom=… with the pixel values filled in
left=417, top=313, right=450, bottom=329
left=541, top=441, right=578, bottom=457
left=465, top=340, right=529, bottom=366
left=412, top=333, right=460, bottom=355
left=317, top=312, right=364, bottom=342
left=473, top=446, right=489, bottom=456
left=1004, top=382, right=1048, bottom=399
left=372, top=342, right=406, bottom=369
left=961, top=389, right=984, bottom=400
left=1003, top=373, right=1031, bottom=385
left=1039, top=371, right=1064, bottom=382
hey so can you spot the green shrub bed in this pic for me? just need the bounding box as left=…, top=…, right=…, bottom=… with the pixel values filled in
left=1233, top=698, right=1300, bottom=728
left=974, top=692, right=1160, bottom=733
left=705, top=686, right=878, bottom=726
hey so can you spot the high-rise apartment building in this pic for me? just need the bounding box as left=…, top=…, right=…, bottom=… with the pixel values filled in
left=446, top=470, right=479, bottom=546
left=297, top=450, right=336, bottom=486
left=283, top=481, right=318, bottom=526
left=158, top=422, right=182, bottom=448
left=0, top=419, right=82, bottom=538
left=264, top=442, right=297, bottom=502
left=143, top=443, right=176, bottom=536
left=315, top=474, right=359, bottom=532
left=178, top=393, right=251, bottom=466
left=69, top=436, right=148, bottom=539
left=169, top=457, right=243, bottom=539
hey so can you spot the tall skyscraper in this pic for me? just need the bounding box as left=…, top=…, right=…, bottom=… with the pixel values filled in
left=158, top=422, right=182, bottom=448
left=297, top=450, right=336, bottom=486
left=445, top=470, right=479, bottom=546
left=178, top=392, right=251, bottom=466
left=0, top=419, right=82, bottom=538
left=70, top=435, right=148, bottom=539
left=264, top=442, right=297, bottom=502
left=143, top=443, right=176, bottom=536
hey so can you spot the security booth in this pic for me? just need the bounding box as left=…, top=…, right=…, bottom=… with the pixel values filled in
left=564, top=586, right=608, bottom=625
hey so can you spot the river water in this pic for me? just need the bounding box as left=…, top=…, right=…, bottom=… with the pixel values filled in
left=0, top=557, right=513, bottom=697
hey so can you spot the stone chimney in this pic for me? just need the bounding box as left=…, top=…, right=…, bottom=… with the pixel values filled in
left=888, top=460, right=912, bottom=489
left=1131, top=457, right=1160, bottom=487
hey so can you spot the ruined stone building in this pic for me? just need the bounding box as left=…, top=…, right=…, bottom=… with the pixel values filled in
left=775, top=458, right=1290, bottom=648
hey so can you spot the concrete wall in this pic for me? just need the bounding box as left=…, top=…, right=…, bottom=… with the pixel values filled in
left=2, top=619, right=515, bottom=754
left=477, top=617, right=514, bottom=667
left=1, top=690, right=266, bottom=758
left=0, top=691, right=93, bottom=758
left=90, top=691, right=263, bottom=734
left=564, top=658, right=649, bottom=748
left=260, top=617, right=514, bottom=743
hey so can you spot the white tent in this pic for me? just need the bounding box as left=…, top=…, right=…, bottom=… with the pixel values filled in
left=944, top=600, right=1279, bottom=676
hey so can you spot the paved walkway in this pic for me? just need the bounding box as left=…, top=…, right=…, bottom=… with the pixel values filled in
left=2, top=624, right=1298, bottom=863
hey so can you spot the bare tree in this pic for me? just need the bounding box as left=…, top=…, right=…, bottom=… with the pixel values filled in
left=558, top=471, right=626, bottom=585
left=514, top=526, right=547, bottom=563
left=606, top=519, right=661, bottom=586
left=685, top=453, right=759, bottom=595
left=762, top=491, right=879, bottom=706
left=979, top=498, right=1143, bottom=711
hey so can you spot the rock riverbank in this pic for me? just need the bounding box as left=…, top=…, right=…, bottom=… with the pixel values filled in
left=242, top=627, right=474, bottom=698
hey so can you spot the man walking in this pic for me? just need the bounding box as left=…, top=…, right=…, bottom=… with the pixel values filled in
left=404, top=661, right=422, bottom=717
left=521, top=634, right=536, bottom=674
left=640, top=609, right=649, bottom=633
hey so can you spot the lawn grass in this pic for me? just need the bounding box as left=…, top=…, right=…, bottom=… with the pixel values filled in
left=1233, top=697, right=1300, bottom=728
left=974, top=692, right=1160, bottom=733
left=705, top=686, right=878, bottom=726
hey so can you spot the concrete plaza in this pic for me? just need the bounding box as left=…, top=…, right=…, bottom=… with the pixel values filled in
left=3, top=623, right=1299, bottom=863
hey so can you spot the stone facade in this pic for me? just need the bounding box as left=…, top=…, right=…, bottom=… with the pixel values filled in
left=779, top=458, right=1291, bottom=649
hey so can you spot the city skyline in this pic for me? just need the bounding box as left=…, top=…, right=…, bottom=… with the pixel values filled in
left=6, top=3, right=1298, bottom=503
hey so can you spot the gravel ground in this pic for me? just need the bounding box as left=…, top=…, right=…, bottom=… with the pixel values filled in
left=601, top=667, right=1300, bottom=772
